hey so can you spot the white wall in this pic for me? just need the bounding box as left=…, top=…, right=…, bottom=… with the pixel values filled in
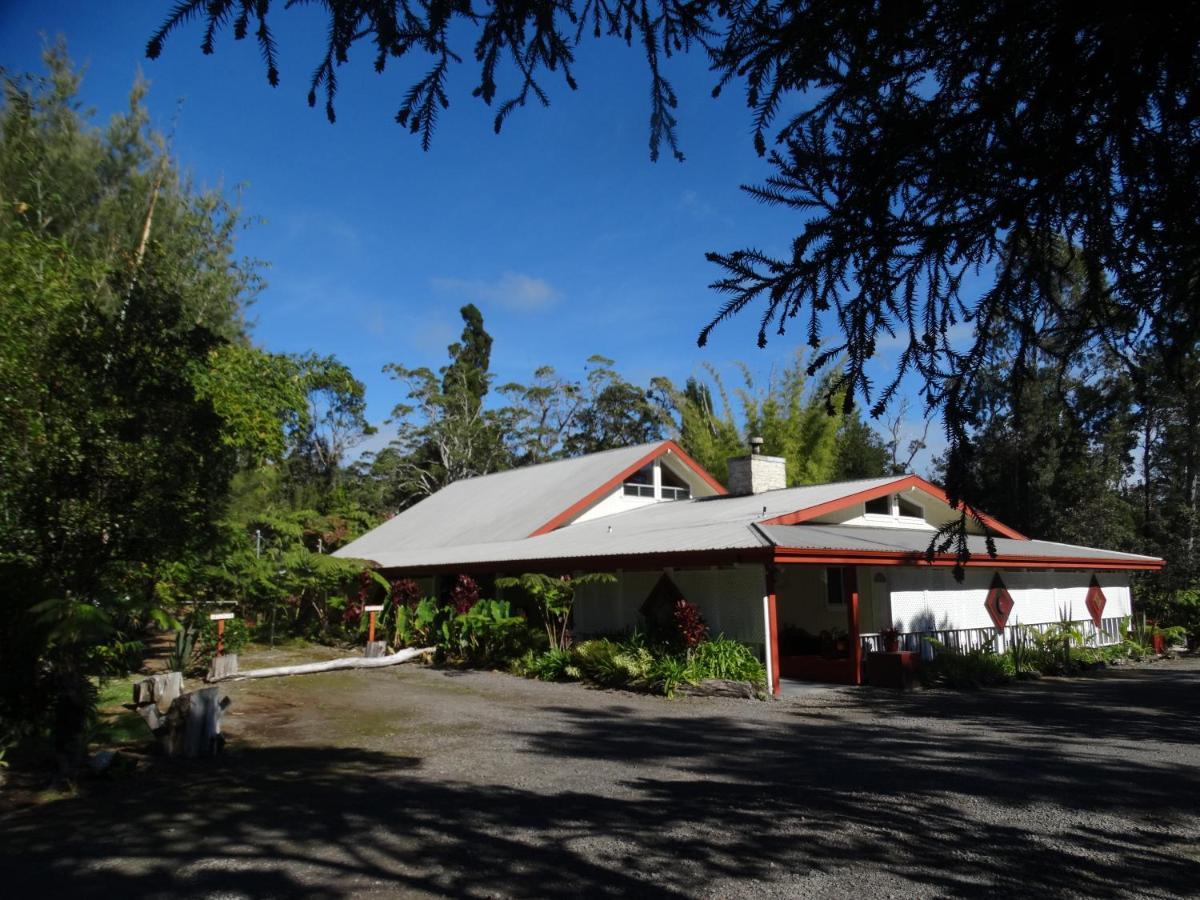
left=573, top=565, right=768, bottom=648
left=573, top=487, right=657, bottom=523
left=884, top=568, right=1132, bottom=632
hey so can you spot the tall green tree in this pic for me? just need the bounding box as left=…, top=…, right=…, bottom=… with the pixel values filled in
left=655, top=353, right=867, bottom=486
left=563, top=356, right=667, bottom=457
left=375, top=306, right=509, bottom=504
left=0, top=50, right=307, bottom=758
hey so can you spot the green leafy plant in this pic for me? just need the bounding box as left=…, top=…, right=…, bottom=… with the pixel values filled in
left=684, top=637, right=767, bottom=686
left=514, top=648, right=579, bottom=681
left=649, top=656, right=693, bottom=698
left=454, top=599, right=528, bottom=665
left=199, top=616, right=249, bottom=660
left=496, top=572, right=616, bottom=651
left=922, top=638, right=1012, bottom=689
left=393, top=596, right=443, bottom=648
left=168, top=621, right=200, bottom=673
left=571, top=639, right=655, bottom=687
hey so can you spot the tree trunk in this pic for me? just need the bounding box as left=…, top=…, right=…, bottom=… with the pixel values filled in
left=207, top=646, right=433, bottom=682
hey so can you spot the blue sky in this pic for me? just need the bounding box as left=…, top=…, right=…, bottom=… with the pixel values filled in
left=1, top=1, right=941, bottom=469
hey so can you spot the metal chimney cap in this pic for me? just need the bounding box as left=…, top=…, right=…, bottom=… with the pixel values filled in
left=749, top=436, right=765, bottom=454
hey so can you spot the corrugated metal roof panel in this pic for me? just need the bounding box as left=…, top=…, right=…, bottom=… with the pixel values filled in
left=335, top=442, right=667, bottom=559
left=340, top=476, right=908, bottom=569
left=760, top=524, right=1162, bottom=563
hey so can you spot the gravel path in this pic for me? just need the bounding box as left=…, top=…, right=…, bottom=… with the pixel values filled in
left=2, top=650, right=1198, bottom=898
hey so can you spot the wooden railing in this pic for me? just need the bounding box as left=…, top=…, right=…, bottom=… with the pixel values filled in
left=860, top=616, right=1126, bottom=658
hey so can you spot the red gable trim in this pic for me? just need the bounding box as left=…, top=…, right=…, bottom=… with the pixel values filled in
left=760, top=474, right=1028, bottom=541
left=528, top=440, right=727, bottom=537
left=771, top=546, right=1162, bottom=571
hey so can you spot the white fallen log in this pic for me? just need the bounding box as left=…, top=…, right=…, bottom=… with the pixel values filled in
left=207, top=646, right=435, bottom=682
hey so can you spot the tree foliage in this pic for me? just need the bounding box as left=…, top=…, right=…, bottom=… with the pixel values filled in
left=147, top=3, right=1200, bottom=542
left=0, top=48, right=327, bottom=753
left=653, top=353, right=885, bottom=486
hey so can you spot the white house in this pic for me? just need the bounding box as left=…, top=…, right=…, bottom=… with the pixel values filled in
left=335, top=439, right=1162, bottom=695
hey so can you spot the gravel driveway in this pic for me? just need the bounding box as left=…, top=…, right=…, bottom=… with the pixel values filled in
left=2, top=650, right=1198, bottom=898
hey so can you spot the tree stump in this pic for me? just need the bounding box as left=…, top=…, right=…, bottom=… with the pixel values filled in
left=133, top=671, right=183, bottom=710
left=132, top=678, right=230, bottom=758
left=364, top=641, right=388, bottom=658
left=207, top=654, right=239, bottom=681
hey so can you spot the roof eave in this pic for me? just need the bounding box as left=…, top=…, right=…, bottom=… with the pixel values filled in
left=770, top=546, right=1163, bottom=571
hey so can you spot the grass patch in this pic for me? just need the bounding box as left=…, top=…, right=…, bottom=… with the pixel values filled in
left=90, top=677, right=146, bottom=748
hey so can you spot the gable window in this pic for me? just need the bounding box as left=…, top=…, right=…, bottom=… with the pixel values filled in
left=864, top=495, right=891, bottom=515
left=897, top=495, right=923, bottom=519
left=826, top=567, right=845, bottom=606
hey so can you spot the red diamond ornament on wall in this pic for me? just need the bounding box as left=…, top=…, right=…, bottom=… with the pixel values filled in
left=984, top=573, right=1014, bottom=632
left=1085, top=576, right=1107, bottom=626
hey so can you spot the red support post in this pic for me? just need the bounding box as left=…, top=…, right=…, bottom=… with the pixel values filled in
left=368, top=610, right=377, bottom=644
left=767, top=566, right=781, bottom=697
left=216, top=618, right=225, bottom=657
left=845, top=567, right=862, bottom=685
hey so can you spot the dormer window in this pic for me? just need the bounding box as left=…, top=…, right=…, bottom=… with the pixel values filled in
left=865, top=495, right=891, bottom=515
left=621, top=461, right=691, bottom=501
left=864, top=492, right=926, bottom=524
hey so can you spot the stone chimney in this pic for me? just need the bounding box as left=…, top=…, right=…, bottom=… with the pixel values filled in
left=727, top=436, right=786, bottom=495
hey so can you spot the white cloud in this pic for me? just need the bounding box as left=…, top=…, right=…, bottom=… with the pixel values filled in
left=430, top=271, right=562, bottom=312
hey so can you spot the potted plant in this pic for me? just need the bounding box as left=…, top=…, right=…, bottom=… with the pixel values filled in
left=832, top=628, right=849, bottom=656
left=881, top=626, right=901, bottom=653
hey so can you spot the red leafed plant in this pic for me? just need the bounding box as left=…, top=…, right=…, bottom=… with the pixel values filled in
left=391, top=577, right=421, bottom=609
left=673, top=598, right=709, bottom=649
left=449, top=574, right=480, bottom=614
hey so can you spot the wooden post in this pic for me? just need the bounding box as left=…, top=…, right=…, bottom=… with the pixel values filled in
left=363, top=604, right=385, bottom=658
left=209, top=612, right=237, bottom=680
left=766, top=565, right=781, bottom=697
left=845, top=567, right=862, bottom=685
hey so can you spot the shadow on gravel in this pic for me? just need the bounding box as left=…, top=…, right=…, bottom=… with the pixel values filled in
left=0, top=666, right=1196, bottom=897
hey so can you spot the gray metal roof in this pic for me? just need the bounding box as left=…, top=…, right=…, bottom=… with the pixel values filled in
left=335, top=442, right=670, bottom=560
left=334, top=443, right=1160, bottom=571
left=337, top=475, right=911, bottom=569
left=759, top=524, right=1162, bottom=563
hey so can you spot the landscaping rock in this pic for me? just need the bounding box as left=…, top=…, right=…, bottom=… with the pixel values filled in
left=675, top=679, right=758, bottom=699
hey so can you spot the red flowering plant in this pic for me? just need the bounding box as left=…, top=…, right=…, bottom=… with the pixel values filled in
left=672, top=599, right=709, bottom=650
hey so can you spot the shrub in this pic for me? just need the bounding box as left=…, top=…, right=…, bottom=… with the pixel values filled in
left=449, top=574, right=481, bottom=614
left=454, top=599, right=529, bottom=666
left=685, top=637, right=767, bottom=685
left=199, top=616, right=249, bottom=660
left=922, top=639, right=1011, bottom=688
left=515, top=648, right=579, bottom=681
left=572, top=639, right=654, bottom=687
left=649, top=656, right=693, bottom=698
left=672, top=599, right=709, bottom=649
left=394, top=597, right=442, bottom=648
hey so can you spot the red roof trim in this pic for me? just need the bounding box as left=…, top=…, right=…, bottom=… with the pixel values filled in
left=527, top=440, right=727, bottom=537
left=771, top=546, right=1162, bottom=571
left=760, top=474, right=1028, bottom=541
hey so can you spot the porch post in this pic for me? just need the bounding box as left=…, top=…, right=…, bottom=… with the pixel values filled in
left=845, top=567, right=862, bottom=685
left=765, top=564, right=781, bottom=697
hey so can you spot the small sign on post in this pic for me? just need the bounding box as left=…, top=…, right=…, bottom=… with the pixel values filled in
left=209, top=611, right=235, bottom=655
left=363, top=604, right=386, bottom=658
